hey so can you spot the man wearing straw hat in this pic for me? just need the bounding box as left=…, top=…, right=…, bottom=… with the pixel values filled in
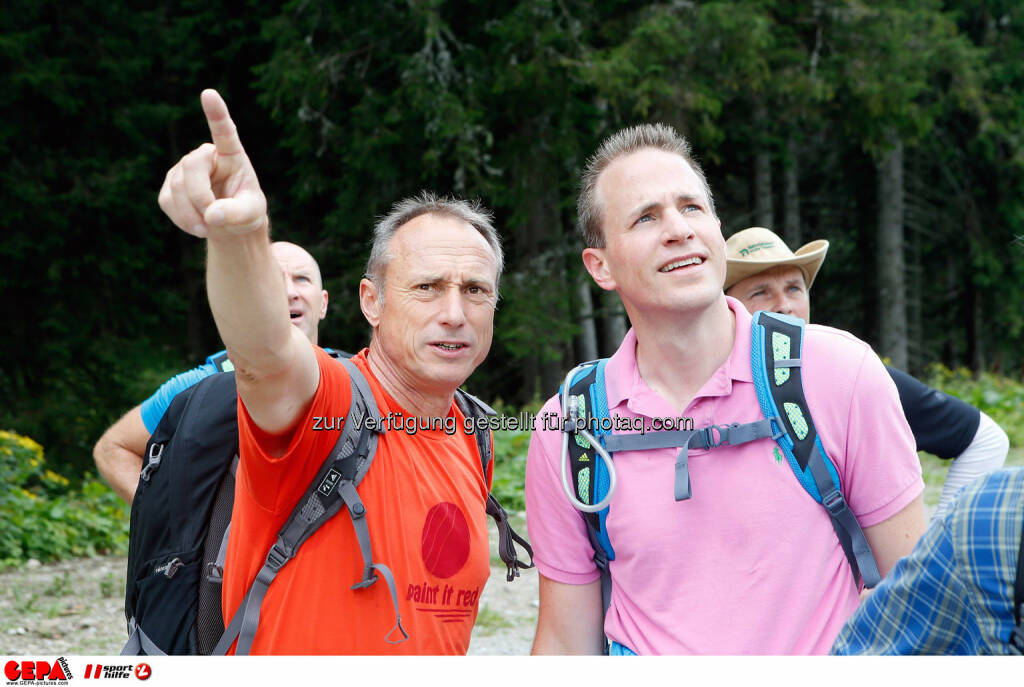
left=724, top=227, right=1008, bottom=519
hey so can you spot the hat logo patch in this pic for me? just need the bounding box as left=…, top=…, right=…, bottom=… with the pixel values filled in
left=739, top=241, right=775, bottom=257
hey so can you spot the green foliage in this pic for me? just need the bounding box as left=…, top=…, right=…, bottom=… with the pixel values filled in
left=99, top=571, right=117, bottom=599
left=43, top=571, right=71, bottom=598
left=474, top=605, right=514, bottom=635
left=4, top=0, right=1024, bottom=483
left=491, top=419, right=533, bottom=514
left=925, top=365, right=1024, bottom=446
left=12, top=587, right=38, bottom=614
left=0, top=431, right=128, bottom=566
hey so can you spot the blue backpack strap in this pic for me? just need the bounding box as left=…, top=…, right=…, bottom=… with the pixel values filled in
left=749, top=311, right=881, bottom=588
left=562, top=360, right=616, bottom=560
left=207, top=350, right=233, bottom=372
left=560, top=360, right=617, bottom=647
left=558, top=357, right=785, bottom=654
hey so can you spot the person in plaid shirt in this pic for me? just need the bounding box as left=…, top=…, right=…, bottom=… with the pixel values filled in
left=832, top=467, right=1024, bottom=655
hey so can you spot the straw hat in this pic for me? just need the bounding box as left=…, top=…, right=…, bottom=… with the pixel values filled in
left=724, top=227, right=829, bottom=291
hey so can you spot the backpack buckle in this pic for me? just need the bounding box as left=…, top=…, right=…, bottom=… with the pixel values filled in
left=140, top=443, right=164, bottom=482
left=206, top=562, right=224, bottom=584
left=697, top=424, right=730, bottom=449
left=265, top=542, right=290, bottom=572
left=351, top=568, right=378, bottom=590
left=822, top=489, right=846, bottom=516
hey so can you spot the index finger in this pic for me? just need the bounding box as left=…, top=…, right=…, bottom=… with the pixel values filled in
left=200, top=89, right=244, bottom=157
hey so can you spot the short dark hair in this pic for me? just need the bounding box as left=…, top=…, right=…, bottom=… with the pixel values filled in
left=577, top=123, right=716, bottom=248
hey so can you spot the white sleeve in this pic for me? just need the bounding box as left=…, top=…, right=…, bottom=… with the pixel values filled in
left=932, top=411, right=1009, bottom=519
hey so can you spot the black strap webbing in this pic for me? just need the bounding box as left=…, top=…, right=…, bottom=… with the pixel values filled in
left=485, top=493, right=534, bottom=581
left=455, top=388, right=534, bottom=581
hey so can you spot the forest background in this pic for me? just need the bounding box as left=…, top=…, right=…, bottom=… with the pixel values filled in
left=3, top=0, right=1024, bottom=485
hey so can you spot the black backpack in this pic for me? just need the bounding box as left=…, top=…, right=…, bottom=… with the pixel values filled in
left=123, top=354, right=532, bottom=655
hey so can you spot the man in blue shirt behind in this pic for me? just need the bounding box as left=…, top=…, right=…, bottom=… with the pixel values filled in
left=93, top=240, right=329, bottom=503
left=832, top=467, right=1024, bottom=655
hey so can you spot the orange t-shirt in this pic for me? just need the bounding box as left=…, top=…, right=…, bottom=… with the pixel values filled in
left=222, top=347, right=492, bottom=654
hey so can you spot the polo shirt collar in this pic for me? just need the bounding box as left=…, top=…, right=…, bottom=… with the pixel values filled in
left=603, top=296, right=754, bottom=414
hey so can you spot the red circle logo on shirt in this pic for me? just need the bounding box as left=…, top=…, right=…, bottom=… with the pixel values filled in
left=421, top=502, right=471, bottom=578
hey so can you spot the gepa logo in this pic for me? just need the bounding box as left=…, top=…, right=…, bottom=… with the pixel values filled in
left=4, top=658, right=71, bottom=684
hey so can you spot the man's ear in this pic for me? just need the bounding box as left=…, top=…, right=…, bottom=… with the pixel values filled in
left=582, top=247, right=617, bottom=292
left=319, top=290, right=329, bottom=320
left=359, top=278, right=381, bottom=327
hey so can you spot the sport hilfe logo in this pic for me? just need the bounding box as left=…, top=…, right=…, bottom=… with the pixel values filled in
left=4, top=658, right=71, bottom=683
left=81, top=664, right=151, bottom=680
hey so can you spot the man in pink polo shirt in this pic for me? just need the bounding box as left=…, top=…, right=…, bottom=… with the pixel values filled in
left=524, top=124, right=927, bottom=655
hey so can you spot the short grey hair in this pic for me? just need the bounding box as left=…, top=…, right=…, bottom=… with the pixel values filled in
left=577, top=123, right=717, bottom=248
left=366, top=191, right=504, bottom=289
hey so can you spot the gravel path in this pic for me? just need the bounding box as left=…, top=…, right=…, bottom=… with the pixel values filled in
left=0, top=525, right=538, bottom=656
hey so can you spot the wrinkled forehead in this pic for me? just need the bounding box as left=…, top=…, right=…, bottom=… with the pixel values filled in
left=597, top=148, right=709, bottom=220
left=754, top=264, right=807, bottom=286
left=388, top=213, right=498, bottom=280
left=730, top=264, right=807, bottom=294
left=271, top=242, right=323, bottom=285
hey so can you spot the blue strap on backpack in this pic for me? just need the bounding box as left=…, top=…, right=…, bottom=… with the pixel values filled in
left=559, top=311, right=882, bottom=641
left=748, top=311, right=880, bottom=589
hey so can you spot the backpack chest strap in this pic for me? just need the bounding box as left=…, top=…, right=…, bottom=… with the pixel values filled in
left=603, top=419, right=778, bottom=501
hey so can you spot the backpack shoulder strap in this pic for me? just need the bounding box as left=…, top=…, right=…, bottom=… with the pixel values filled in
left=558, top=360, right=617, bottom=638
left=207, top=351, right=233, bottom=372
left=454, top=388, right=497, bottom=478
left=215, top=358, right=408, bottom=654
left=749, top=311, right=881, bottom=588
left=561, top=360, right=616, bottom=557
left=558, top=357, right=776, bottom=654
left=454, top=389, right=534, bottom=582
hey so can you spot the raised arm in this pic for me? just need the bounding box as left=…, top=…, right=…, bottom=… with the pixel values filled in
left=157, top=90, right=318, bottom=447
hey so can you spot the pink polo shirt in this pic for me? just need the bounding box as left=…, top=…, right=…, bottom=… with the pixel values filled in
left=525, top=297, right=923, bottom=655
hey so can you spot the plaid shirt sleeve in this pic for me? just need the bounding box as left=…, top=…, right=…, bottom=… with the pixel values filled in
left=831, top=468, right=1024, bottom=655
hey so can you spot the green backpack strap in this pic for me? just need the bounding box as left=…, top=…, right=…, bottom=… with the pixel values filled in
left=454, top=389, right=534, bottom=582
left=750, top=311, right=881, bottom=588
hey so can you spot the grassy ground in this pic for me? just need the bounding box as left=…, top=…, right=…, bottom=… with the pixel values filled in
left=919, top=446, right=1024, bottom=512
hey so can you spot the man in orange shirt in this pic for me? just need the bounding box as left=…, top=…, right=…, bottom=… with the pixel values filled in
left=156, top=89, right=505, bottom=654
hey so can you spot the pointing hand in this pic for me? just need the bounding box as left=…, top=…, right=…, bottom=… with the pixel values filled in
left=158, top=89, right=267, bottom=237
